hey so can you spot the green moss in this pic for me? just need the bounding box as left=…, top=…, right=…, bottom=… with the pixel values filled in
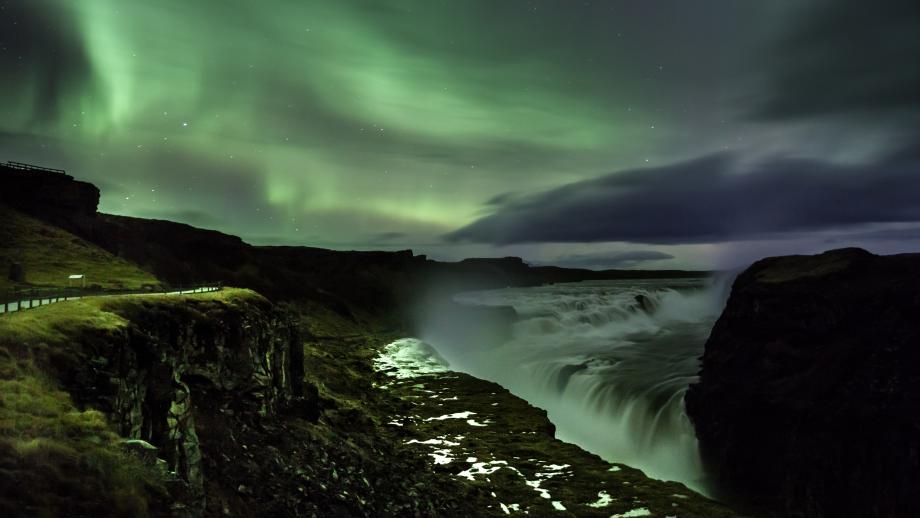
left=0, top=288, right=258, bottom=349
left=120, top=287, right=263, bottom=306
left=754, top=248, right=868, bottom=284
left=0, top=300, right=127, bottom=349
left=0, top=205, right=160, bottom=292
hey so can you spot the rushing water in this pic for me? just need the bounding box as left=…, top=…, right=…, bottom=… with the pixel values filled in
left=417, top=278, right=729, bottom=495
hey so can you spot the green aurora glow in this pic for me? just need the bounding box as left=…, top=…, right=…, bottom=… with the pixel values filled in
left=2, top=0, right=917, bottom=268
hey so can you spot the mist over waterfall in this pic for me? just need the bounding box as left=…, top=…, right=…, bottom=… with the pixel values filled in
left=417, top=278, right=730, bottom=494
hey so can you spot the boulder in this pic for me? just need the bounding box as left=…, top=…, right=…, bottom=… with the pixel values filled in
left=685, top=248, right=920, bottom=517
left=7, top=262, right=23, bottom=283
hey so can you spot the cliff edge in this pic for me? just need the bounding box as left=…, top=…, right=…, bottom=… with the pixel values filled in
left=0, top=289, right=304, bottom=516
left=685, top=248, right=920, bottom=517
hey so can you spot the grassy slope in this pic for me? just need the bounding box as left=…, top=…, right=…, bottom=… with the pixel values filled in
left=0, top=289, right=257, bottom=517
left=0, top=205, right=160, bottom=292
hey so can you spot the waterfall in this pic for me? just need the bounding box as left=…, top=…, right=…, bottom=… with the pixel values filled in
left=419, top=278, right=729, bottom=494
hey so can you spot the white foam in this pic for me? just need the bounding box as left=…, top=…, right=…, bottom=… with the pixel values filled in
left=373, top=338, right=449, bottom=378
left=428, top=280, right=726, bottom=494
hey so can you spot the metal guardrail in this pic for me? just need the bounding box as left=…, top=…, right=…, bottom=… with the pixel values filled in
left=3, top=161, right=67, bottom=174
left=0, top=282, right=223, bottom=315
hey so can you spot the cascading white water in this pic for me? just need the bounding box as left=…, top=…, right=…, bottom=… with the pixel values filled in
left=419, top=278, right=729, bottom=495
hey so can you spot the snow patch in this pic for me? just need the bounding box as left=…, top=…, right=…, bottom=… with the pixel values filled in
left=458, top=460, right=508, bottom=481
left=587, top=490, right=614, bottom=508
left=525, top=479, right=551, bottom=499
left=610, top=508, right=652, bottom=518
left=499, top=503, right=522, bottom=514
left=429, top=450, right=454, bottom=464
left=426, top=411, right=476, bottom=421
left=406, top=438, right=460, bottom=447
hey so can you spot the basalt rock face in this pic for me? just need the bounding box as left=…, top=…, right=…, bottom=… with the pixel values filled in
left=55, top=294, right=304, bottom=514
left=685, top=248, right=920, bottom=518
left=0, top=164, right=100, bottom=229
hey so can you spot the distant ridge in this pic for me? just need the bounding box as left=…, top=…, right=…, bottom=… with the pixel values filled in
left=0, top=164, right=709, bottom=324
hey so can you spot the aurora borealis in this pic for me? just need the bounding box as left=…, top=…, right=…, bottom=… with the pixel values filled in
left=2, top=0, right=919, bottom=268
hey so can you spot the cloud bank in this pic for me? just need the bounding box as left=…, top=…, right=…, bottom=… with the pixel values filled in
left=544, top=250, right=675, bottom=270
left=447, top=144, right=920, bottom=245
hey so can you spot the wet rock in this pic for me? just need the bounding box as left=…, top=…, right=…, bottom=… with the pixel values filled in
left=119, top=438, right=159, bottom=464
left=634, top=294, right=656, bottom=313
left=7, top=262, right=24, bottom=283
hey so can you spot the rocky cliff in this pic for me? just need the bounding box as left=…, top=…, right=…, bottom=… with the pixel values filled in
left=0, top=164, right=99, bottom=228
left=685, top=248, right=920, bottom=517
left=0, top=289, right=305, bottom=516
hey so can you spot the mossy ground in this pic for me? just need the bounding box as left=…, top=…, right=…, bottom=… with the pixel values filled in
left=752, top=248, right=867, bottom=284
left=0, top=288, right=256, bottom=351
left=0, top=205, right=160, bottom=292
left=0, top=340, right=167, bottom=517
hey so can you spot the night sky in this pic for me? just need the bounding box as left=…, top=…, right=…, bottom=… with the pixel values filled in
left=2, top=0, right=918, bottom=269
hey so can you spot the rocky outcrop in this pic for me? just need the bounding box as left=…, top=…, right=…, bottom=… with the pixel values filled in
left=0, top=164, right=99, bottom=227
left=685, top=248, right=920, bottom=517
left=53, top=292, right=303, bottom=514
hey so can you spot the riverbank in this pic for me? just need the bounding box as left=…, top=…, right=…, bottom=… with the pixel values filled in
left=372, top=338, right=739, bottom=517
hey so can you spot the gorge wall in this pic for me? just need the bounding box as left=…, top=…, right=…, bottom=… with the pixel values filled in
left=686, top=248, right=920, bottom=517
left=4, top=290, right=304, bottom=515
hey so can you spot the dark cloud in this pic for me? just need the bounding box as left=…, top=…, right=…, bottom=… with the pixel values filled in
left=752, top=0, right=920, bottom=120
left=446, top=143, right=920, bottom=245
left=827, top=226, right=920, bottom=243
left=484, top=192, right=518, bottom=207
left=0, top=1, right=101, bottom=124
left=542, top=250, right=675, bottom=270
